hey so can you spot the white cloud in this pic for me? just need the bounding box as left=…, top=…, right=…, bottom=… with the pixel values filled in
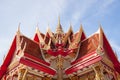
left=68, top=0, right=115, bottom=27
left=94, top=0, right=114, bottom=16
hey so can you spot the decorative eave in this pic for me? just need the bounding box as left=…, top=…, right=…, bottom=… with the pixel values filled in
left=24, top=53, right=50, bottom=66
left=19, top=57, right=56, bottom=76
left=65, top=51, right=102, bottom=75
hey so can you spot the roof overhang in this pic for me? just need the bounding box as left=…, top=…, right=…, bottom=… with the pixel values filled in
left=65, top=52, right=102, bottom=75
left=19, top=57, right=56, bottom=76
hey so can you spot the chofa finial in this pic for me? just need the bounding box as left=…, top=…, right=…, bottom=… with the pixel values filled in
left=58, top=15, right=60, bottom=25
left=17, top=23, right=21, bottom=32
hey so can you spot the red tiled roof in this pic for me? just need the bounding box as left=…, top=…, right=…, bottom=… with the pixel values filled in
left=77, top=34, right=99, bottom=59
left=65, top=53, right=102, bottom=75
left=21, top=36, right=44, bottom=60
left=20, top=57, right=56, bottom=75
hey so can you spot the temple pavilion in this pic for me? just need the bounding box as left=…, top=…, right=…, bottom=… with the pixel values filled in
left=0, top=18, right=120, bottom=80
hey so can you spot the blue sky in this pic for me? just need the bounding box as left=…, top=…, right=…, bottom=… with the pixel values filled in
left=0, top=0, right=120, bottom=65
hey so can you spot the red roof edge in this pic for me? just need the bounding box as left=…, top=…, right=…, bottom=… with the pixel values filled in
left=0, top=36, right=16, bottom=79
left=20, top=57, right=56, bottom=75
left=103, top=33, right=120, bottom=73
left=65, top=54, right=102, bottom=75
left=71, top=51, right=96, bottom=65
left=24, top=53, right=50, bottom=66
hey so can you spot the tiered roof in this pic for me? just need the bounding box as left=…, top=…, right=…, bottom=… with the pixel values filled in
left=0, top=21, right=120, bottom=79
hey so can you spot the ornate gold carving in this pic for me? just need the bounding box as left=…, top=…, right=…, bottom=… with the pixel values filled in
left=16, top=23, right=21, bottom=51
left=69, top=25, right=83, bottom=49
left=99, top=26, right=103, bottom=47
left=63, top=25, right=73, bottom=44
left=56, top=55, right=64, bottom=68
left=70, top=75, right=78, bottom=80
left=42, top=76, right=51, bottom=80
left=92, top=66, right=101, bottom=80
left=56, top=55, right=64, bottom=80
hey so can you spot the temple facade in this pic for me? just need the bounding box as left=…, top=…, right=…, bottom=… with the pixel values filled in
left=0, top=19, right=120, bottom=80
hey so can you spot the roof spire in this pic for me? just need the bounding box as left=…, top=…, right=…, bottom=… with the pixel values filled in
left=47, top=23, right=50, bottom=33
left=70, top=22, right=73, bottom=31
left=36, top=27, right=45, bottom=45
left=99, top=24, right=104, bottom=47
left=17, top=23, right=21, bottom=33
left=16, top=23, right=21, bottom=51
left=56, top=16, right=63, bottom=34
left=35, top=24, right=39, bottom=33
left=58, top=15, right=60, bottom=25
left=77, top=24, right=83, bottom=40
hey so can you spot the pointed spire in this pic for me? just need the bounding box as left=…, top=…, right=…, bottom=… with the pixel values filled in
left=99, top=24, right=103, bottom=33
left=46, top=24, right=51, bottom=33
left=17, top=23, right=21, bottom=34
left=96, top=25, right=104, bottom=55
left=99, top=25, right=104, bottom=47
left=35, top=24, right=45, bottom=44
left=35, top=23, right=39, bottom=33
left=58, top=15, right=60, bottom=25
left=47, top=27, right=56, bottom=44
left=47, top=27, right=53, bottom=37
left=16, top=23, right=21, bottom=51
left=62, top=23, right=73, bottom=44
left=69, top=23, right=73, bottom=32
left=79, top=24, right=83, bottom=32
left=69, top=24, right=84, bottom=49
left=75, top=24, right=83, bottom=41
left=77, top=24, right=83, bottom=39
left=36, top=27, right=39, bottom=33
left=56, top=16, right=63, bottom=34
